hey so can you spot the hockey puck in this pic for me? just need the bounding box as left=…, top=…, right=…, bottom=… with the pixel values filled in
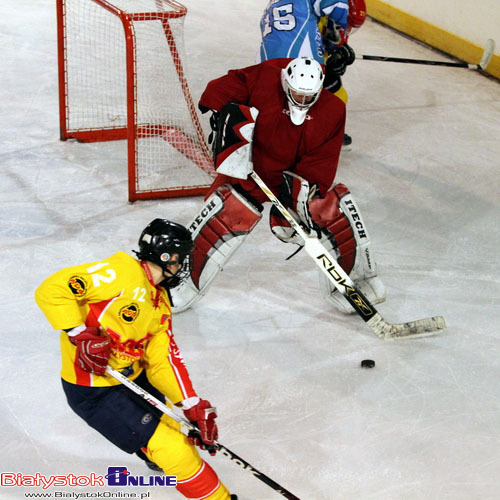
left=361, top=359, right=375, bottom=368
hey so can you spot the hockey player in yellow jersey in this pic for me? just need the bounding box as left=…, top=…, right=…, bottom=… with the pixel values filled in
left=35, top=219, right=237, bottom=500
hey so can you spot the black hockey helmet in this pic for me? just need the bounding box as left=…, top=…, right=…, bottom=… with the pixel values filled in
left=135, top=219, right=193, bottom=286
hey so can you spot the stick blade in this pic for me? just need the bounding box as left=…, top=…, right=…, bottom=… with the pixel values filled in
left=368, top=314, right=446, bottom=340
left=479, top=39, right=496, bottom=70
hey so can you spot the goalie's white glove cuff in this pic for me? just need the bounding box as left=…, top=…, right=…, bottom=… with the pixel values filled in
left=181, top=396, right=201, bottom=410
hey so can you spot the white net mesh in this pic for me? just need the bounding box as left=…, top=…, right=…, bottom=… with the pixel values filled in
left=61, top=0, right=215, bottom=199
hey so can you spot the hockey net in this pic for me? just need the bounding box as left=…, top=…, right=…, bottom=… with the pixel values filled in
left=57, top=0, right=215, bottom=201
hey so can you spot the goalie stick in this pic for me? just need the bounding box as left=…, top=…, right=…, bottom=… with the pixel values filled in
left=356, top=39, right=495, bottom=71
left=106, top=366, right=301, bottom=500
left=214, top=103, right=445, bottom=339
left=249, top=170, right=445, bottom=340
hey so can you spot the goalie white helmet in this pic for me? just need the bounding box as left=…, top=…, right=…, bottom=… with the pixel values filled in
left=281, top=57, right=324, bottom=125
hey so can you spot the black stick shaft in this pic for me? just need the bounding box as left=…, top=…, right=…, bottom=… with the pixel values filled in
left=106, top=367, right=301, bottom=500
left=218, top=445, right=301, bottom=500
left=359, top=54, right=472, bottom=68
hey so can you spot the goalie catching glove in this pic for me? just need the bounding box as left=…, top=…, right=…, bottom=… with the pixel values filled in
left=67, top=325, right=110, bottom=375
left=270, top=171, right=320, bottom=245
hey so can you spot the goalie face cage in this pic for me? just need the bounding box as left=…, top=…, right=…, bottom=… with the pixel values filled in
left=56, top=0, right=215, bottom=201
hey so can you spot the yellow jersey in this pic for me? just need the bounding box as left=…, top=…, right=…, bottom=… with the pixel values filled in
left=35, top=251, right=197, bottom=404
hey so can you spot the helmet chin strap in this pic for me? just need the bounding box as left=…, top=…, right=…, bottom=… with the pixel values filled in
left=160, top=255, right=182, bottom=281
left=162, top=267, right=177, bottom=281
left=160, top=257, right=189, bottom=288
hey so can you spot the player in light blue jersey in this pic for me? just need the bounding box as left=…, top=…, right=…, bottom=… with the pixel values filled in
left=259, top=0, right=349, bottom=64
left=259, top=0, right=366, bottom=148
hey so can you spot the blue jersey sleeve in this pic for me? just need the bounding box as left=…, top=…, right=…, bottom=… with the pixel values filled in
left=314, top=0, right=348, bottom=29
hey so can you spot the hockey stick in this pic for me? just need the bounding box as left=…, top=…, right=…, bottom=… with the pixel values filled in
left=105, top=366, right=301, bottom=500
left=213, top=103, right=444, bottom=338
left=357, top=38, right=495, bottom=71
left=249, top=171, right=446, bottom=340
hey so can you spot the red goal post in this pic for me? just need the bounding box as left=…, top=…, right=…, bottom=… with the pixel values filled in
left=56, top=0, right=215, bottom=201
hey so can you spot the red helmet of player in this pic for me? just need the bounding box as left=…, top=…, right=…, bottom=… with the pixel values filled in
left=347, top=0, right=366, bottom=35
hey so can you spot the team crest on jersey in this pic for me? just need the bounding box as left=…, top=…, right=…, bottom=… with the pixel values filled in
left=119, top=303, right=140, bottom=323
left=68, top=275, right=87, bottom=297
left=106, top=328, right=153, bottom=360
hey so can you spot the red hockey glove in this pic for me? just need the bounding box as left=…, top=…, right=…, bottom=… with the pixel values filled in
left=183, top=399, right=218, bottom=455
left=68, top=326, right=111, bottom=376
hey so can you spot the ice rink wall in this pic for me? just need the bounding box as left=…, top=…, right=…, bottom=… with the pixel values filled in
left=365, top=0, right=500, bottom=80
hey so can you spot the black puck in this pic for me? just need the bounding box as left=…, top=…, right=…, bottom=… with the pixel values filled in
left=361, top=359, right=375, bottom=368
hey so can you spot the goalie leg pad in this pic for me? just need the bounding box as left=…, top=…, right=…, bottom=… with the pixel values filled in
left=309, top=184, right=357, bottom=273
left=170, top=184, right=262, bottom=312
left=309, top=184, right=386, bottom=313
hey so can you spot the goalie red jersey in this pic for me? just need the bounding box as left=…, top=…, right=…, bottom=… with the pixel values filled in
left=171, top=57, right=386, bottom=316
left=199, top=57, right=346, bottom=200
